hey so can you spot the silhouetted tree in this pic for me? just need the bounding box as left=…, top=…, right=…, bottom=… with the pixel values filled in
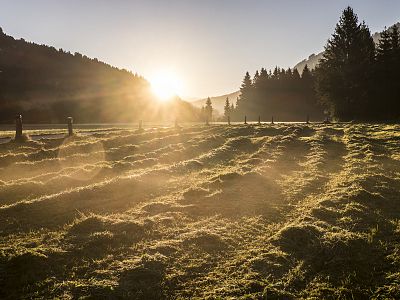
left=236, top=72, right=252, bottom=113
left=391, top=26, right=400, bottom=117
left=373, top=25, right=400, bottom=119
left=316, top=6, right=375, bottom=121
left=292, top=68, right=301, bottom=80
left=224, top=97, right=231, bottom=118
left=301, top=65, right=312, bottom=82
left=205, top=97, right=213, bottom=121
left=376, top=27, right=392, bottom=60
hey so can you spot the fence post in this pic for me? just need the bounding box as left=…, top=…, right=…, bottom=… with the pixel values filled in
left=244, top=116, right=247, bottom=125
left=67, top=117, right=73, bottom=136
left=271, top=116, right=274, bottom=124
left=15, top=114, right=22, bottom=140
left=228, top=116, right=230, bottom=126
left=258, top=116, right=261, bottom=125
left=306, top=115, right=310, bottom=124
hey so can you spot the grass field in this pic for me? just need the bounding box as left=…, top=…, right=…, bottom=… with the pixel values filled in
left=1, top=123, right=400, bottom=299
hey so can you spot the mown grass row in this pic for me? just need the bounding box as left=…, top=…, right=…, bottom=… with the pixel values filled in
left=1, top=124, right=400, bottom=299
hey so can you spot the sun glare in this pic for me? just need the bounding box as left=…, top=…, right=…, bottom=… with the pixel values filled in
left=150, top=71, right=183, bottom=101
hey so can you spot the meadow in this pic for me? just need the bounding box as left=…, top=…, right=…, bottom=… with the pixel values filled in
left=0, top=123, right=400, bottom=299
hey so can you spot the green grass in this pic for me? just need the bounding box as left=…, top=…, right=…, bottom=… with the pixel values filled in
left=1, top=123, right=400, bottom=299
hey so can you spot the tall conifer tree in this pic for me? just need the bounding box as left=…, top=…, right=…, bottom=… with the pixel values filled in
left=205, top=97, right=213, bottom=121
left=224, top=97, right=231, bottom=118
left=316, top=7, right=375, bottom=120
left=236, top=72, right=252, bottom=112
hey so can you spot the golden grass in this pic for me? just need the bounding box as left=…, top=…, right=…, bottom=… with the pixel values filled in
left=1, top=124, right=400, bottom=299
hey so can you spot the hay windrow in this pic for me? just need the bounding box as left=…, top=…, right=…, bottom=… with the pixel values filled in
left=1, top=124, right=400, bottom=298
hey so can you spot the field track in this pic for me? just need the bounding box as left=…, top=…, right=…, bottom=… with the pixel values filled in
left=1, top=123, right=400, bottom=299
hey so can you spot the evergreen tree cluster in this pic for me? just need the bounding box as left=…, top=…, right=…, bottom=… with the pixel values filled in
left=234, top=7, right=400, bottom=122
left=232, top=66, right=323, bottom=121
left=371, top=25, right=400, bottom=120
left=316, top=7, right=400, bottom=121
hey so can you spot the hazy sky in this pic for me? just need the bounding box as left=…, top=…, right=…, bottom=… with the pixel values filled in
left=0, top=0, right=399, bottom=98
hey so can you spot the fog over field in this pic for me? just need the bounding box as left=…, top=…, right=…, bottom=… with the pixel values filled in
left=1, top=1, right=400, bottom=298
left=1, top=124, right=400, bottom=298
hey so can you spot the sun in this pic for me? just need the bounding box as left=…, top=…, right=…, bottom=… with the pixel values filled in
left=150, top=70, right=183, bottom=101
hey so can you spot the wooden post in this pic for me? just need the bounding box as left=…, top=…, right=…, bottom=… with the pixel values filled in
left=244, top=116, right=247, bottom=124
left=15, top=114, right=22, bottom=140
left=258, top=116, right=261, bottom=125
left=271, top=116, right=274, bottom=124
left=306, top=115, right=310, bottom=124
left=228, top=116, right=230, bottom=125
left=67, top=117, right=73, bottom=136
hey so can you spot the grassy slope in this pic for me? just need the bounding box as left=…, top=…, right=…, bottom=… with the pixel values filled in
left=0, top=124, right=400, bottom=299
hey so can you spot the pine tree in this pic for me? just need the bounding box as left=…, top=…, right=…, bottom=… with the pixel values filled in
left=390, top=25, right=399, bottom=50
left=273, top=66, right=279, bottom=78
left=205, top=97, right=213, bottom=121
left=376, top=27, right=392, bottom=63
left=301, top=64, right=313, bottom=91
left=235, top=96, right=240, bottom=108
left=253, top=70, right=260, bottom=85
left=390, top=25, right=400, bottom=71
left=236, top=72, right=252, bottom=112
left=316, top=6, right=375, bottom=121
left=292, top=68, right=301, bottom=80
left=302, top=65, right=311, bottom=80
left=260, top=68, right=268, bottom=79
left=376, top=25, right=400, bottom=119
left=392, top=25, right=400, bottom=119
left=224, top=97, right=231, bottom=118
left=258, top=68, right=269, bottom=97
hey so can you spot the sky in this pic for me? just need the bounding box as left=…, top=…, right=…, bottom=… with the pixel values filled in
left=0, top=0, right=399, bottom=99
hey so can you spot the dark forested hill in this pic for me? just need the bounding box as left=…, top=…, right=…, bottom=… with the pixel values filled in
left=0, top=28, right=200, bottom=123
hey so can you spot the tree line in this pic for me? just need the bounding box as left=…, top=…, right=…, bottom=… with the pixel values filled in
left=228, top=65, right=322, bottom=121
left=222, top=7, right=400, bottom=122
